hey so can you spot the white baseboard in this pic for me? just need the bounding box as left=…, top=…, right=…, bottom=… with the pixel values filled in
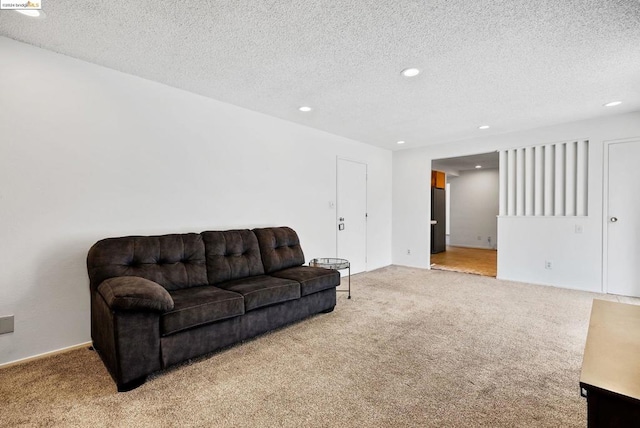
left=449, top=244, right=497, bottom=250
left=0, top=341, right=92, bottom=369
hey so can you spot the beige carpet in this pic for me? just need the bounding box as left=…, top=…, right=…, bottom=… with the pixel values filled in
left=2, top=266, right=638, bottom=427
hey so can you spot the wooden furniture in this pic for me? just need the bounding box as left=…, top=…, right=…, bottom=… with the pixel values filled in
left=580, top=299, right=640, bottom=427
left=431, top=170, right=446, bottom=189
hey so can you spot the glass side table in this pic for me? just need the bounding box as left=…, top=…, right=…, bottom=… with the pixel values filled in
left=309, top=258, right=351, bottom=299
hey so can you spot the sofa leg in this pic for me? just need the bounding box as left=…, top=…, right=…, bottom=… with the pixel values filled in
left=117, top=376, right=147, bottom=392
left=321, top=306, right=335, bottom=314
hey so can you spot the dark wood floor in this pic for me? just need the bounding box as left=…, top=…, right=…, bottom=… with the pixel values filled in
left=430, top=246, right=497, bottom=277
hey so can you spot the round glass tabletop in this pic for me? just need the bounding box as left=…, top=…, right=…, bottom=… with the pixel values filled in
left=309, top=258, right=350, bottom=270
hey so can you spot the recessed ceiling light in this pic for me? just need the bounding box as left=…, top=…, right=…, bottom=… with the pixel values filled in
left=478, top=125, right=490, bottom=130
left=396, top=140, right=406, bottom=145
left=475, top=165, right=482, bottom=169
left=15, top=9, right=44, bottom=18
left=401, top=68, right=420, bottom=77
left=298, top=106, right=312, bottom=112
left=603, top=101, right=622, bottom=107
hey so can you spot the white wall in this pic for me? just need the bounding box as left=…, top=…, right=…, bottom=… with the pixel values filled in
left=448, top=169, right=499, bottom=249
left=0, top=38, right=392, bottom=365
left=393, top=111, right=640, bottom=292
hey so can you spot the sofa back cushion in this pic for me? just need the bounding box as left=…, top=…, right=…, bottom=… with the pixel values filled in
left=87, top=233, right=208, bottom=291
left=201, top=229, right=265, bottom=284
left=253, top=227, right=305, bottom=274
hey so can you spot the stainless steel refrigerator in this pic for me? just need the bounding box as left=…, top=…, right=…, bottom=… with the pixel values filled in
left=431, top=187, right=446, bottom=254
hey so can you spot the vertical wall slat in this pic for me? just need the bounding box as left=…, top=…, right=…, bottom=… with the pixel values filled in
left=525, top=147, right=535, bottom=216
left=544, top=144, right=555, bottom=216
left=565, top=141, right=577, bottom=216
left=499, top=150, right=508, bottom=216
left=576, top=140, right=588, bottom=216
left=554, top=143, right=566, bottom=216
left=516, top=148, right=525, bottom=216
left=507, top=149, right=516, bottom=216
left=534, top=145, right=544, bottom=216
left=501, top=140, right=587, bottom=217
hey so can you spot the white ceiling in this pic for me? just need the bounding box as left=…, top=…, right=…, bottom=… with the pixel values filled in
left=1, top=1, right=639, bottom=151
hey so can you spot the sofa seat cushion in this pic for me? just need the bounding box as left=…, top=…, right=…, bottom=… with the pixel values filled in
left=161, top=286, right=244, bottom=336
left=217, top=275, right=301, bottom=311
left=270, top=266, right=340, bottom=297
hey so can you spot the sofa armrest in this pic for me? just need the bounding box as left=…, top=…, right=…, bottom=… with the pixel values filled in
left=97, top=276, right=174, bottom=312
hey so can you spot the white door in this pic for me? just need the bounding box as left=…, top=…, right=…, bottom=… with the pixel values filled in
left=337, top=158, right=367, bottom=274
left=606, top=140, right=640, bottom=297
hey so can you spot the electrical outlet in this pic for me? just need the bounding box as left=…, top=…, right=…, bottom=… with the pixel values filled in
left=0, top=315, right=14, bottom=335
left=545, top=260, right=553, bottom=270
left=477, top=235, right=481, bottom=240
left=407, top=249, right=411, bottom=255
left=575, top=224, right=583, bottom=234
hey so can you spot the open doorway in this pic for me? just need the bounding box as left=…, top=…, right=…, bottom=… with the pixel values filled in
left=430, top=152, right=499, bottom=277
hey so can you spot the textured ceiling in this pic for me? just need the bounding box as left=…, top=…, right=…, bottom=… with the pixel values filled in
left=1, top=1, right=639, bottom=150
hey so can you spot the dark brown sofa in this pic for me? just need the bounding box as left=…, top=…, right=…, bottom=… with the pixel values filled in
left=87, top=226, right=339, bottom=391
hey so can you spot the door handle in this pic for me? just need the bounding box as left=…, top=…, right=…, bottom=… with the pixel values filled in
left=610, top=217, right=618, bottom=223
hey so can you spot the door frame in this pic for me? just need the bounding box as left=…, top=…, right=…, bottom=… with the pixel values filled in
left=430, top=152, right=500, bottom=276
left=601, top=137, right=640, bottom=294
left=336, top=156, right=368, bottom=270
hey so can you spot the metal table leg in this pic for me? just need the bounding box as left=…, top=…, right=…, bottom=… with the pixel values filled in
left=347, top=264, right=351, bottom=299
